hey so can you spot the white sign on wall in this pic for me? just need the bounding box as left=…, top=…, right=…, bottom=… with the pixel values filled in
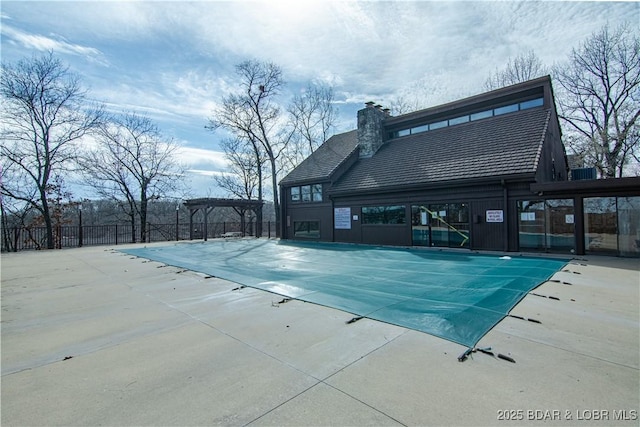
left=486, top=210, right=504, bottom=223
left=334, top=207, right=351, bottom=229
left=565, top=214, right=574, bottom=224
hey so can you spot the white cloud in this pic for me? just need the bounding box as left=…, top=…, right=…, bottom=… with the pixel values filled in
left=177, top=146, right=228, bottom=171
left=186, top=169, right=225, bottom=178
left=1, top=21, right=107, bottom=65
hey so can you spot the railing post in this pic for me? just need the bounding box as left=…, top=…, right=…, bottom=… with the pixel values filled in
left=13, top=227, right=19, bottom=252
left=115, top=224, right=118, bottom=245
left=78, top=207, right=83, bottom=248
left=268, top=221, right=271, bottom=239
left=175, top=206, right=179, bottom=241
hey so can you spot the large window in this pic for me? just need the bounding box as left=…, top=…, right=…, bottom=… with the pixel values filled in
left=583, top=197, right=640, bottom=256
left=294, top=221, right=320, bottom=238
left=290, top=184, right=322, bottom=203
left=362, top=205, right=406, bottom=224
left=518, top=199, right=575, bottom=253
left=584, top=197, right=618, bottom=253
left=618, top=197, right=640, bottom=257
left=411, top=203, right=469, bottom=248
left=584, top=197, right=618, bottom=254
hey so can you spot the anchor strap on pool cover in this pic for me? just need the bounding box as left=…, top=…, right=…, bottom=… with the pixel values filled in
left=123, top=240, right=567, bottom=348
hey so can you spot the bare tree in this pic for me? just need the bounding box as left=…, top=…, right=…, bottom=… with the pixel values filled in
left=0, top=52, right=103, bottom=249
left=285, top=83, right=336, bottom=171
left=215, top=137, right=262, bottom=200
left=80, top=112, right=184, bottom=242
left=207, top=60, right=290, bottom=236
left=484, top=50, right=546, bottom=90
left=554, top=24, right=640, bottom=178
left=386, top=78, right=444, bottom=116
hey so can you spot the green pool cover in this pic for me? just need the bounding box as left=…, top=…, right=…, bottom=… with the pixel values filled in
left=123, top=240, right=567, bottom=347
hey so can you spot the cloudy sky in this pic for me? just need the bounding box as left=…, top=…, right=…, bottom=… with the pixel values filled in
left=1, top=1, right=637, bottom=198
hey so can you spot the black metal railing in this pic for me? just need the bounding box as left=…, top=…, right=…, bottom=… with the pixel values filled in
left=1, top=221, right=276, bottom=252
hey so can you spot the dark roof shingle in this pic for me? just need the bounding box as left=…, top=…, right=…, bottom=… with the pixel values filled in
left=330, top=108, right=550, bottom=194
left=280, top=130, right=358, bottom=185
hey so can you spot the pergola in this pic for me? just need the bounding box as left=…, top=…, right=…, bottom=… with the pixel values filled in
left=183, top=198, right=264, bottom=241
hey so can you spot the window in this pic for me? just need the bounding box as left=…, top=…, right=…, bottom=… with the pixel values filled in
left=291, top=187, right=300, bottom=202
left=294, top=221, right=320, bottom=238
left=290, top=184, right=323, bottom=203
left=618, top=197, right=640, bottom=257
left=448, top=115, right=469, bottom=125
left=412, top=124, right=429, bottom=134
left=494, top=103, right=519, bottom=116
left=397, top=129, right=410, bottom=137
left=518, top=199, right=574, bottom=253
left=520, top=98, right=543, bottom=110
left=470, top=110, right=493, bottom=121
left=411, top=203, right=469, bottom=248
left=301, top=185, right=311, bottom=202
left=312, top=184, right=322, bottom=202
left=429, top=120, right=448, bottom=130
left=584, top=197, right=617, bottom=254
left=362, top=205, right=406, bottom=224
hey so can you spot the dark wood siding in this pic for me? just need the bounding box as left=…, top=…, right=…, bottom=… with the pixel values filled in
left=470, top=199, right=506, bottom=250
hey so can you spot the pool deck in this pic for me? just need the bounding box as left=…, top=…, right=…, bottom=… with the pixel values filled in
left=2, top=240, right=638, bottom=426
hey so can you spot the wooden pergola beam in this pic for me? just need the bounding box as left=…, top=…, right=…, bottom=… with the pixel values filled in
left=184, top=198, right=264, bottom=241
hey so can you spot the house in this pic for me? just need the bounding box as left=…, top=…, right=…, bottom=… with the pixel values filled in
left=279, top=76, right=640, bottom=257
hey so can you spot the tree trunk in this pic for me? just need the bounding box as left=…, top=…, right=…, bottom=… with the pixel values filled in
left=269, top=156, right=280, bottom=237
left=130, top=213, right=136, bottom=243
left=256, top=160, right=263, bottom=237
left=41, top=190, right=55, bottom=249
left=140, top=193, right=148, bottom=243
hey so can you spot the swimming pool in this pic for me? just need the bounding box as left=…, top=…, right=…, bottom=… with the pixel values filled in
left=123, top=240, right=567, bottom=347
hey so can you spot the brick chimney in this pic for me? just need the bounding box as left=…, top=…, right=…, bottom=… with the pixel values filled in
left=358, top=102, right=387, bottom=158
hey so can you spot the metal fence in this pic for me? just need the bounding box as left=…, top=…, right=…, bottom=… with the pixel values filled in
left=1, top=221, right=276, bottom=252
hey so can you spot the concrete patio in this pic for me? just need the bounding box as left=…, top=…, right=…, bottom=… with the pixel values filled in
left=1, top=241, right=638, bottom=426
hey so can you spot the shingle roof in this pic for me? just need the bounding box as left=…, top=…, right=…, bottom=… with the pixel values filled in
left=280, top=130, right=358, bottom=185
left=330, top=108, right=550, bottom=194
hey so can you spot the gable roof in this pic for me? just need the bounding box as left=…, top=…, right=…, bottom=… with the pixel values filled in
left=280, top=130, right=358, bottom=185
left=330, top=108, right=551, bottom=195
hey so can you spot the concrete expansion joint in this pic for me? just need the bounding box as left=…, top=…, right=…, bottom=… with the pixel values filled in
left=513, top=334, right=640, bottom=371
left=244, top=328, right=411, bottom=426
